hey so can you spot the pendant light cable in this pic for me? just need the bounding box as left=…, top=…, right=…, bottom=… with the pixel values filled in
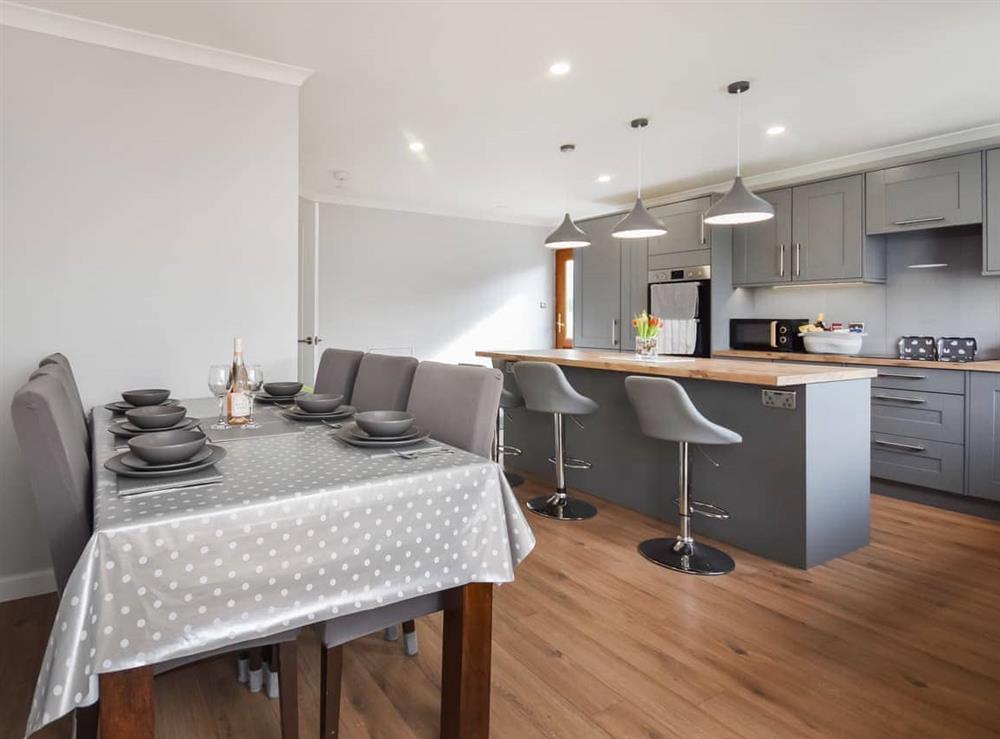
left=736, top=86, right=742, bottom=178
left=636, top=125, right=643, bottom=199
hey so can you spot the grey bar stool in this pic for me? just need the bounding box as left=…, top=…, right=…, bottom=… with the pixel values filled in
left=493, top=359, right=525, bottom=488
left=513, top=361, right=598, bottom=520
left=625, top=375, right=742, bottom=576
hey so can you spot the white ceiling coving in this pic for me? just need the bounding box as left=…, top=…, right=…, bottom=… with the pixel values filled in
left=11, top=1, right=1000, bottom=226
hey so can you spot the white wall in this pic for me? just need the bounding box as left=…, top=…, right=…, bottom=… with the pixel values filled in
left=313, top=203, right=552, bottom=364
left=0, top=27, right=300, bottom=599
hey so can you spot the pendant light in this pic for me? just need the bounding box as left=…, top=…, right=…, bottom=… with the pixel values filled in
left=612, top=118, right=666, bottom=239
left=545, top=144, right=590, bottom=249
left=704, top=81, right=774, bottom=225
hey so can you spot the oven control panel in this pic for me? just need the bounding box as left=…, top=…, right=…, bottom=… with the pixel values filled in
left=648, top=265, right=711, bottom=283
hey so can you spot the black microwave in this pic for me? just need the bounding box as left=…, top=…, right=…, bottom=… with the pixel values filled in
left=730, top=318, right=808, bottom=352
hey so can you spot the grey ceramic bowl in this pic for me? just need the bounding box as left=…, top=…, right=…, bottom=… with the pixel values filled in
left=354, top=410, right=415, bottom=437
left=128, top=429, right=207, bottom=465
left=264, top=382, right=303, bottom=397
left=122, top=388, right=170, bottom=406
left=294, top=393, right=344, bottom=414
left=125, top=404, right=187, bottom=429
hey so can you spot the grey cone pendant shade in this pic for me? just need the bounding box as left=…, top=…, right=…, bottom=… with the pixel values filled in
left=613, top=118, right=666, bottom=239
left=704, top=81, right=774, bottom=226
left=545, top=143, right=591, bottom=249
left=545, top=212, right=591, bottom=249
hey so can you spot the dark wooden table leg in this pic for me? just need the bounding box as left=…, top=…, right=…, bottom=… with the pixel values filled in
left=277, top=642, right=299, bottom=739
left=320, top=644, right=344, bottom=739
left=440, top=583, right=493, bottom=739
left=99, top=666, right=154, bottom=739
left=76, top=703, right=99, bottom=739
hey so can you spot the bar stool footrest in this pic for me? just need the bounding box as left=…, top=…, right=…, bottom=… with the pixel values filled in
left=499, top=445, right=522, bottom=457
left=548, top=456, right=592, bottom=470
left=673, top=498, right=730, bottom=519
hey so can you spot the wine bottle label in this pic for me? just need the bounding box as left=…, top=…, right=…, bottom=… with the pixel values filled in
left=228, top=392, right=251, bottom=418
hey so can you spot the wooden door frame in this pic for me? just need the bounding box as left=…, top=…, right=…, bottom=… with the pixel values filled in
left=554, top=249, right=573, bottom=348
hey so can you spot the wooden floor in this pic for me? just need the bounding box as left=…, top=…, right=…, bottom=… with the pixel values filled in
left=5, top=475, right=1000, bottom=739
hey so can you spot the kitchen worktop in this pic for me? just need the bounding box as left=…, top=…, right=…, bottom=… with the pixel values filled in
left=714, top=349, right=1000, bottom=373
left=476, top=348, right=876, bottom=387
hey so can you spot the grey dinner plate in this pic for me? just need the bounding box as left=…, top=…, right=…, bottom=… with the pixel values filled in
left=109, top=417, right=201, bottom=437
left=120, top=445, right=214, bottom=471
left=343, top=421, right=421, bottom=442
left=281, top=404, right=356, bottom=421
left=105, top=445, right=226, bottom=478
left=334, top=425, right=430, bottom=448
left=104, top=398, right=179, bottom=414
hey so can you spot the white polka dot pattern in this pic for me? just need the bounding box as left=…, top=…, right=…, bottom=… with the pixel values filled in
left=25, top=401, right=535, bottom=737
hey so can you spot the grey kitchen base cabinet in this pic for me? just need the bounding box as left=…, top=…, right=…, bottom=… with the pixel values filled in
left=866, top=152, right=983, bottom=235
left=732, top=175, right=885, bottom=286
left=968, top=372, right=1000, bottom=501
left=573, top=214, right=621, bottom=350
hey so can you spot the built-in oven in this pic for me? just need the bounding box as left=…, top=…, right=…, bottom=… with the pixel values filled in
left=647, top=265, right=711, bottom=357
left=730, top=318, right=808, bottom=352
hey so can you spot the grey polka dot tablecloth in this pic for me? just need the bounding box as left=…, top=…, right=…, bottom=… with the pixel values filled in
left=25, top=400, right=535, bottom=736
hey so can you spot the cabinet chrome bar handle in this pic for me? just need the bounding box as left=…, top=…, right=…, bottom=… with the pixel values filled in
left=700, top=213, right=706, bottom=245
left=873, top=439, right=927, bottom=452
left=611, top=319, right=618, bottom=346
left=877, top=372, right=927, bottom=380
left=794, top=243, right=801, bottom=277
left=778, top=244, right=785, bottom=277
left=873, top=394, right=927, bottom=404
left=893, top=216, right=945, bottom=226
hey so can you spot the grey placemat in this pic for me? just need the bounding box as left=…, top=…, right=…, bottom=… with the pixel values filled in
left=202, top=415, right=306, bottom=443
left=116, top=466, right=223, bottom=496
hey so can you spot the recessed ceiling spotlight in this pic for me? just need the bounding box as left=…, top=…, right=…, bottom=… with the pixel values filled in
left=409, top=141, right=425, bottom=152
left=329, top=169, right=349, bottom=182
left=549, top=61, right=571, bottom=76
left=766, top=125, right=786, bottom=136
left=596, top=174, right=613, bottom=183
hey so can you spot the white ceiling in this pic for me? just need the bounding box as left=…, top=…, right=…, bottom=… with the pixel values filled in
left=18, top=1, right=1000, bottom=226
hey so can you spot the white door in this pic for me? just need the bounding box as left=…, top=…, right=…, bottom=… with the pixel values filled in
left=298, top=198, right=319, bottom=384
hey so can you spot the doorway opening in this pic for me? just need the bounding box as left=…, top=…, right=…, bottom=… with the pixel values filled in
left=555, top=249, right=574, bottom=348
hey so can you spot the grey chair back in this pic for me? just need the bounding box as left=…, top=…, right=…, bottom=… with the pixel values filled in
left=492, top=359, right=524, bottom=409
left=624, top=375, right=742, bottom=446
left=512, top=361, right=599, bottom=416
left=11, top=374, right=93, bottom=594
left=38, top=352, right=87, bottom=428
left=314, top=348, right=364, bottom=401
left=351, top=353, right=419, bottom=412
left=406, top=362, right=503, bottom=458
left=30, top=364, right=90, bottom=450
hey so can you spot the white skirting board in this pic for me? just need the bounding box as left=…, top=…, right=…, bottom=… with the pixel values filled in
left=0, top=568, right=57, bottom=603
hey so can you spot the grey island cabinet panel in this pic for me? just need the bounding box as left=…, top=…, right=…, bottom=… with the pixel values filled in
left=573, top=214, right=621, bottom=349
left=791, top=175, right=885, bottom=283
left=986, top=148, right=1000, bottom=275
left=647, top=197, right=711, bottom=255
left=866, top=152, right=983, bottom=235
left=732, top=188, right=792, bottom=286
left=968, top=372, right=1000, bottom=501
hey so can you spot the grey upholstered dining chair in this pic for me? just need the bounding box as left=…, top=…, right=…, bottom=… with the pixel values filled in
left=317, top=361, right=503, bottom=738
left=350, top=352, right=419, bottom=412
left=38, top=352, right=89, bottom=435
left=313, top=348, right=364, bottom=400
left=29, top=363, right=90, bottom=452
left=11, top=374, right=302, bottom=739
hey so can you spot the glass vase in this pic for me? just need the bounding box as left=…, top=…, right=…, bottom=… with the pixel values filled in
left=635, top=335, right=658, bottom=358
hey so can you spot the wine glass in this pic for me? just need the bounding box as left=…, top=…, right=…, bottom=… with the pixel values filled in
left=246, top=364, right=264, bottom=428
left=207, top=365, right=231, bottom=429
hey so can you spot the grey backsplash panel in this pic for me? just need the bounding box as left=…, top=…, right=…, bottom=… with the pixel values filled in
left=733, top=227, right=1000, bottom=358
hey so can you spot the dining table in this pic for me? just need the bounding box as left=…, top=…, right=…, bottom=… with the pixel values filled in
left=25, top=397, right=535, bottom=738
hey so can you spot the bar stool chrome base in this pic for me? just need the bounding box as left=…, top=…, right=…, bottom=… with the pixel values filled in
left=638, top=537, right=735, bottom=576
left=527, top=493, right=597, bottom=521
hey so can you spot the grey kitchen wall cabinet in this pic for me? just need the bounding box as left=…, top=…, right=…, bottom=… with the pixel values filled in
left=986, top=148, right=1000, bottom=275
left=866, top=152, right=983, bottom=236
left=731, top=189, right=792, bottom=286
left=573, top=214, right=622, bottom=349
left=647, top=197, right=711, bottom=255
left=620, top=239, right=649, bottom=351
left=792, top=175, right=885, bottom=283
left=968, top=372, right=1000, bottom=501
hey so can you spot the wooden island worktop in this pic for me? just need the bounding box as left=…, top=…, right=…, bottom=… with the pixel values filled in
left=714, top=348, right=1000, bottom=372
left=476, top=348, right=876, bottom=386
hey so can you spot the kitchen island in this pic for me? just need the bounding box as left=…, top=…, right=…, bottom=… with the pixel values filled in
left=477, top=349, right=878, bottom=568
